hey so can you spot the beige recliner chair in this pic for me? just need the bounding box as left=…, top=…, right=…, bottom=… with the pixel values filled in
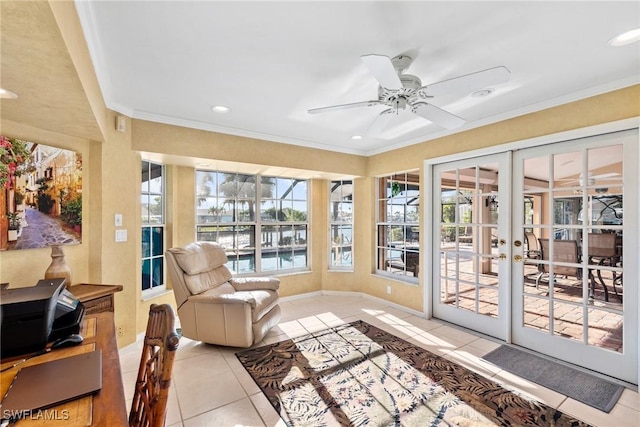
left=166, top=242, right=281, bottom=347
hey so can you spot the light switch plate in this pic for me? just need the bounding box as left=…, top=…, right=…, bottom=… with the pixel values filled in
left=115, top=229, right=127, bottom=242
left=114, top=213, right=123, bottom=227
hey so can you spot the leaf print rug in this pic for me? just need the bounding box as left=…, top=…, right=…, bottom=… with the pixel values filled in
left=236, top=320, right=592, bottom=426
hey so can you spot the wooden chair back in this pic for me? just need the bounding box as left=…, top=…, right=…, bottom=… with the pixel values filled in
left=129, top=304, right=180, bottom=427
left=538, top=238, right=581, bottom=278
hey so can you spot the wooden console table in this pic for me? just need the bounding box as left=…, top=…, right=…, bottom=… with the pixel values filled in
left=69, top=283, right=123, bottom=314
left=0, top=312, right=128, bottom=425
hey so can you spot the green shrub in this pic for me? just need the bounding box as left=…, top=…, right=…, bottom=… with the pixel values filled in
left=61, top=195, right=82, bottom=226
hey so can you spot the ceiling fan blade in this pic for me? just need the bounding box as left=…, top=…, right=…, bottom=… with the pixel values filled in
left=559, top=172, right=621, bottom=185
left=413, top=103, right=465, bottom=130
left=365, top=109, right=394, bottom=137
left=361, top=54, right=403, bottom=90
left=307, top=100, right=381, bottom=114
left=592, top=173, right=620, bottom=180
left=421, top=66, right=510, bottom=97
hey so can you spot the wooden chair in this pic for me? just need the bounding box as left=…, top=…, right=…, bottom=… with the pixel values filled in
left=129, top=304, right=180, bottom=427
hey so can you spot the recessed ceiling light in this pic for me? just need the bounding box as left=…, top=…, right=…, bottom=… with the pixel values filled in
left=351, top=135, right=363, bottom=140
left=0, top=88, right=18, bottom=99
left=211, top=105, right=231, bottom=113
left=609, top=28, right=640, bottom=46
left=471, top=88, right=495, bottom=98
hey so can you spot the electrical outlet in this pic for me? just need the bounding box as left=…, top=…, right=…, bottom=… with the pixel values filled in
left=117, top=326, right=124, bottom=337
left=386, top=285, right=392, bottom=295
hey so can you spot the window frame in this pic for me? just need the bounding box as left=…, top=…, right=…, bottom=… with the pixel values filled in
left=329, top=179, right=354, bottom=271
left=141, top=160, right=166, bottom=296
left=375, top=171, right=420, bottom=283
left=195, top=170, right=309, bottom=275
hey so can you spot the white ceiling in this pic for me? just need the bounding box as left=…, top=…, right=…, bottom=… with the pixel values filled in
left=74, top=1, right=640, bottom=156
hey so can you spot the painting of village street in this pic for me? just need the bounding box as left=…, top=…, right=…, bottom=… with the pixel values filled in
left=1, top=135, right=82, bottom=250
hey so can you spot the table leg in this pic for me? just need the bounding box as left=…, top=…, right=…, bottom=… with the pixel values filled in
left=594, top=258, right=610, bottom=302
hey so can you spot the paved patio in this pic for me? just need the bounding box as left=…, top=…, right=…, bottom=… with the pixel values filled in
left=442, top=263, right=624, bottom=353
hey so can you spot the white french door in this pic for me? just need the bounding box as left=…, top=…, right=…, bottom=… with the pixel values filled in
left=431, top=152, right=511, bottom=339
left=511, top=130, right=637, bottom=383
left=428, top=128, right=638, bottom=384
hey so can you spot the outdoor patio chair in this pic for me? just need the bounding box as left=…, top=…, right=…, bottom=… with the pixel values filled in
left=535, top=238, right=582, bottom=293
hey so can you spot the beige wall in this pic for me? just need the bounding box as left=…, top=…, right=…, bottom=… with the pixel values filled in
left=132, top=119, right=368, bottom=178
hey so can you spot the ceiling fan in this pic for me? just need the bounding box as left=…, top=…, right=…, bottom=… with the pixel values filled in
left=560, top=172, right=622, bottom=186
left=307, top=54, right=510, bottom=135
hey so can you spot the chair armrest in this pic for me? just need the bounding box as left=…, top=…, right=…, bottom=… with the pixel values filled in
left=526, top=250, right=541, bottom=259
left=189, top=293, right=256, bottom=306
left=230, top=277, right=280, bottom=292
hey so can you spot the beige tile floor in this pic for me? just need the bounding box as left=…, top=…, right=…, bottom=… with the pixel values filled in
left=119, top=294, right=639, bottom=427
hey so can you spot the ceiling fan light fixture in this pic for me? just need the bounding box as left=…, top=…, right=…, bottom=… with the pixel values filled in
left=0, top=88, right=18, bottom=99
left=609, top=28, right=640, bottom=46
left=471, top=88, right=495, bottom=98
left=310, top=54, right=508, bottom=134
left=394, top=97, right=408, bottom=112
left=211, top=105, right=231, bottom=113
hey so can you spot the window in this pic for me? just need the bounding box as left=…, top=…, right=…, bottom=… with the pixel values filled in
left=376, top=171, right=420, bottom=280
left=141, top=161, right=165, bottom=293
left=195, top=171, right=308, bottom=274
left=329, top=180, right=353, bottom=269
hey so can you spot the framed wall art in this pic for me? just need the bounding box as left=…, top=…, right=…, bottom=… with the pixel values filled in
left=1, top=136, right=82, bottom=250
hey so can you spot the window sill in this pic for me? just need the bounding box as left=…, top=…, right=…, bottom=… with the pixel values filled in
left=141, top=286, right=172, bottom=301
left=234, top=268, right=311, bottom=279
left=374, top=271, right=420, bottom=286
left=272, top=269, right=312, bottom=278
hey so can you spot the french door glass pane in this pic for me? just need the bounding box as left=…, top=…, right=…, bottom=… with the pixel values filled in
left=519, top=143, right=623, bottom=353
left=438, top=161, right=500, bottom=318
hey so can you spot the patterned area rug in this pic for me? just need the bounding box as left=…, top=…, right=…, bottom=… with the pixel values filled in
left=236, top=320, right=591, bottom=426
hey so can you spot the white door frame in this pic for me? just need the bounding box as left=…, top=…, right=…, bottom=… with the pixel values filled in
left=510, top=131, right=637, bottom=383
left=423, top=118, right=639, bottom=385
left=429, top=152, right=511, bottom=340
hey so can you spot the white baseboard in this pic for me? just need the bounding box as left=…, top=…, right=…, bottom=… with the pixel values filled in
left=281, top=290, right=425, bottom=318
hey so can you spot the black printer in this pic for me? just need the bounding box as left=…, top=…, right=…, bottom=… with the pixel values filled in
left=0, top=279, right=85, bottom=358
